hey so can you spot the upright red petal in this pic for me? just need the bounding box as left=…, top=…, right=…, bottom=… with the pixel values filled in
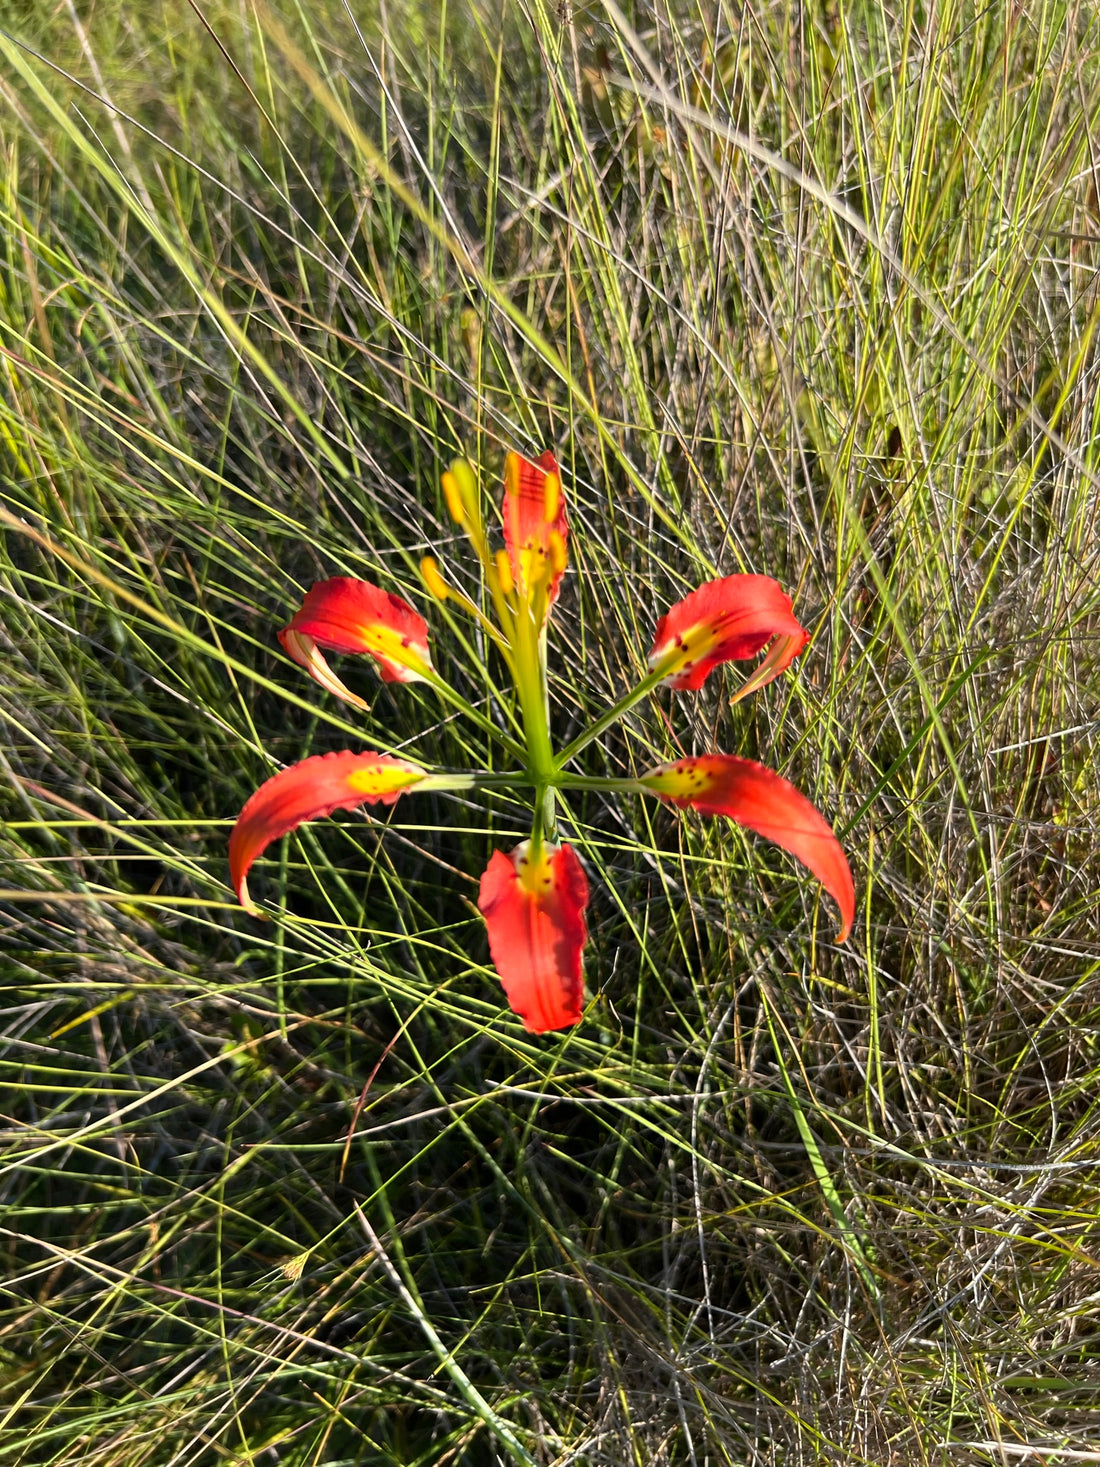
left=230, top=750, right=426, bottom=911
left=502, top=450, right=568, bottom=613
left=648, top=575, right=809, bottom=691
left=279, top=577, right=432, bottom=687
left=478, top=840, right=589, bottom=1033
left=640, top=755, right=854, bottom=940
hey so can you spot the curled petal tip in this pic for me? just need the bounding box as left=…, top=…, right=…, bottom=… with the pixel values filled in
left=727, top=632, right=809, bottom=708
left=648, top=575, right=809, bottom=692
left=281, top=577, right=432, bottom=690
left=640, top=755, right=854, bottom=941
left=278, top=629, right=371, bottom=711
left=478, top=840, right=589, bottom=1033
left=229, top=750, right=426, bottom=911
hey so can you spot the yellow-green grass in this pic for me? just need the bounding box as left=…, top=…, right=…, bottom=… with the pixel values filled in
left=1, top=1, right=1099, bottom=1462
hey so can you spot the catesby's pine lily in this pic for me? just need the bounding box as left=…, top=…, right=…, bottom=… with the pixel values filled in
left=230, top=448, right=855, bottom=1033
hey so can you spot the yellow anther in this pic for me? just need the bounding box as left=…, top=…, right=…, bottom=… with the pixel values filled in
left=450, top=459, right=479, bottom=504
left=440, top=471, right=465, bottom=525
left=542, top=471, right=561, bottom=523
left=548, top=530, right=567, bottom=576
left=494, top=548, right=515, bottom=596
left=420, top=556, right=449, bottom=602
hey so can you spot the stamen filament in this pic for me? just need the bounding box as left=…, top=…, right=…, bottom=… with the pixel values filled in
left=432, top=580, right=515, bottom=669
left=443, top=461, right=519, bottom=645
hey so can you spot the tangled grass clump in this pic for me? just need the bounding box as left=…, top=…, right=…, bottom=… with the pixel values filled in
left=2, top=2, right=1100, bottom=1463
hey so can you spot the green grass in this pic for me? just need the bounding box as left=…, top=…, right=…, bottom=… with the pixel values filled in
left=2, top=0, right=1100, bottom=1461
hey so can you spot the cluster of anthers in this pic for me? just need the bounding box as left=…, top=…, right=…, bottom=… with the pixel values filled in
left=229, top=451, right=854, bottom=1033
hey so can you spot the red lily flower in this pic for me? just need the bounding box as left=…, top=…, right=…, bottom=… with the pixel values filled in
left=477, top=839, right=589, bottom=1033
left=502, top=450, right=568, bottom=612
left=279, top=577, right=432, bottom=708
left=230, top=447, right=854, bottom=1036
left=229, top=749, right=427, bottom=911
left=648, top=575, right=809, bottom=692
left=639, top=755, right=854, bottom=940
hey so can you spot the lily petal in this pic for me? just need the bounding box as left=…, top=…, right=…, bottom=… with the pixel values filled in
left=230, top=750, right=426, bottom=912
left=639, top=755, right=854, bottom=941
left=502, top=450, right=568, bottom=613
left=279, top=577, right=433, bottom=691
left=478, top=839, right=589, bottom=1032
left=648, top=575, right=809, bottom=691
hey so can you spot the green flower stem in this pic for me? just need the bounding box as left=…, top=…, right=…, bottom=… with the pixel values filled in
left=535, top=782, right=557, bottom=846
left=554, top=773, right=648, bottom=793
left=536, top=623, right=558, bottom=841
left=528, top=787, right=546, bottom=857
left=461, top=771, right=645, bottom=795
left=466, top=769, right=535, bottom=789
left=512, top=606, right=556, bottom=784
left=417, top=772, right=479, bottom=793
left=555, top=658, right=674, bottom=768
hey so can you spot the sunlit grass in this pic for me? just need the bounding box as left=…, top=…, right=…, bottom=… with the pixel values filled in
left=2, top=1, right=1100, bottom=1462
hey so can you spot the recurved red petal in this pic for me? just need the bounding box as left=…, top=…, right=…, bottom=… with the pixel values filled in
left=230, top=750, right=426, bottom=911
left=477, top=839, right=589, bottom=1033
left=279, top=577, right=432, bottom=687
left=647, top=575, right=809, bottom=692
left=502, top=450, right=568, bottom=613
left=640, top=755, right=854, bottom=940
